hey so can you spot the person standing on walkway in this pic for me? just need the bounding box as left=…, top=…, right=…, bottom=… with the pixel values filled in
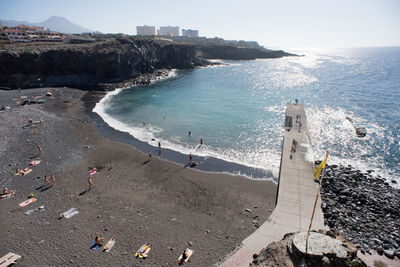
left=38, top=145, right=42, bottom=156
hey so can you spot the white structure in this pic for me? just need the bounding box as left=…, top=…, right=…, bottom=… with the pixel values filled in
left=158, top=26, right=179, bottom=36
left=136, top=25, right=156, bottom=36
left=4, top=29, right=30, bottom=42
left=182, top=29, right=199, bottom=38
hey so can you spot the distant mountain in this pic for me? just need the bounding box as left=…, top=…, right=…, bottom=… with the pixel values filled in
left=0, top=16, right=93, bottom=34
left=39, top=16, right=92, bottom=34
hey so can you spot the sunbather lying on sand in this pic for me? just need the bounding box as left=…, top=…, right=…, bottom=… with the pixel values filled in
left=95, top=232, right=104, bottom=246
left=16, top=168, right=30, bottom=175
left=2, top=188, right=11, bottom=194
left=0, top=188, right=15, bottom=199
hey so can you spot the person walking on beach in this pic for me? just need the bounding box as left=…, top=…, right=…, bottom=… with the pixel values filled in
left=189, top=153, right=193, bottom=164
left=44, top=175, right=50, bottom=185
left=51, top=174, right=55, bottom=186
left=148, top=151, right=152, bottom=161
left=158, top=141, right=161, bottom=155
left=38, top=145, right=42, bottom=156
left=88, top=176, right=94, bottom=190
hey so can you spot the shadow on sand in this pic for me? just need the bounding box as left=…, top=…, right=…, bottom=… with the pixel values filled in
left=40, top=185, right=53, bottom=192
left=79, top=189, right=90, bottom=196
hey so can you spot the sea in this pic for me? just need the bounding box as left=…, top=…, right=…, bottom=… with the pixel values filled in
left=94, top=47, right=400, bottom=185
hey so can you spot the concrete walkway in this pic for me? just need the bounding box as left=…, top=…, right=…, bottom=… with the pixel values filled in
left=220, top=103, right=326, bottom=267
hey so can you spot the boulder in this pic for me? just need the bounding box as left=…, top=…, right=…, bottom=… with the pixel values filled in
left=355, top=127, right=366, bottom=137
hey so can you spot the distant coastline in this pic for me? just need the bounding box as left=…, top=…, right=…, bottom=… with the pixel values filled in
left=0, top=35, right=297, bottom=91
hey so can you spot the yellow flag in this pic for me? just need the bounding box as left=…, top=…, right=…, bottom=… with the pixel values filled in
left=313, top=153, right=328, bottom=180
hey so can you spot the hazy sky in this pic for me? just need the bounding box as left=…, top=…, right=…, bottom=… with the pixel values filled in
left=1, top=0, right=399, bottom=48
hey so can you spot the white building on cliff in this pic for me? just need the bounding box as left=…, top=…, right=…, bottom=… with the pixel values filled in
left=136, top=25, right=156, bottom=36
left=158, top=26, right=179, bottom=36
left=182, top=29, right=199, bottom=38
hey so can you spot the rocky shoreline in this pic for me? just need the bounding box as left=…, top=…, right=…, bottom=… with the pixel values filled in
left=95, top=68, right=172, bottom=91
left=319, top=162, right=400, bottom=259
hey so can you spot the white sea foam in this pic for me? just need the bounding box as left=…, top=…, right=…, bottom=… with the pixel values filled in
left=306, top=106, right=399, bottom=186
left=95, top=92, right=281, bottom=179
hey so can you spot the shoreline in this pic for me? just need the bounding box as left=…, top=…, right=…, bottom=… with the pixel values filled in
left=87, top=79, right=278, bottom=183
left=0, top=87, right=277, bottom=266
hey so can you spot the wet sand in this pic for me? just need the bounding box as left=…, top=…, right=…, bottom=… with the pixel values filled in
left=0, top=88, right=277, bottom=266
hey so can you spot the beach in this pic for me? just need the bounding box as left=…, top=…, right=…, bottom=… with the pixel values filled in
left=0, top=88, right=277, bottom=266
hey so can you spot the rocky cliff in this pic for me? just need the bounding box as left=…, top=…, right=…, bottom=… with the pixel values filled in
left=198, top=45, right=293, bottom=60
left=0, top=37, right=295, bottom=90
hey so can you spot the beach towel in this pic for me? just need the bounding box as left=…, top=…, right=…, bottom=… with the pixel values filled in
left=14, top=168, right=33, bottom=176
left=19, top=198, right=37, bottom=207
left=179, top=249, right=194, bottom=265
left=62, top=208, right=76, bottom=216
left=65, top=210, right=79, bottom=219
left=0, top=252, right=21, bottom=267
left=59, top=208, right=79, bottom=219
left=25, top=205, right=44, bottom=215
left=103, top=239, right=115, bottom=252
left=135, top=244, right=151, bottom=258
left=0, top=192, right=16, bottom=199
left=89, top=240, right=101, bottom=251
left=30, top=160, right=41, bottom=166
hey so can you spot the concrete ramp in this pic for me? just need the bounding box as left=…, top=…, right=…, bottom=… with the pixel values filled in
left=220, top=103, right=326, bottom=267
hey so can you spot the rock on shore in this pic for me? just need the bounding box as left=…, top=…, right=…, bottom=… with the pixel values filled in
left=250, top=231, right=363, bottom=267
left=319, top=163, right=400, bottom=259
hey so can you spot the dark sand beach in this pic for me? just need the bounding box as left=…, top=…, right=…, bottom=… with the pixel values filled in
left=0, top=88, right=277, bottom=266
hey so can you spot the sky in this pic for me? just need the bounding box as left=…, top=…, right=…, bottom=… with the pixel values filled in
left=0, top=0, right=399, bottom=48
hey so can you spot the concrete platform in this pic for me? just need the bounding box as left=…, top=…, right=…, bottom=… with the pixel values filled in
left=220, top=103, right=326, bottom=267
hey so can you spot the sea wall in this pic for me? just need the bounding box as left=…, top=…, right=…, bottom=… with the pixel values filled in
left=0, top=37, right=294, bottom=90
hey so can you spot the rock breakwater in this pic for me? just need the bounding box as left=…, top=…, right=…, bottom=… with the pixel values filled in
left=320, top=163, right=400, bottom=259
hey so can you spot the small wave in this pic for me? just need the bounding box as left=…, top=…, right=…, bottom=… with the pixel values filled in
left=94, top=98, right=280, bottom=180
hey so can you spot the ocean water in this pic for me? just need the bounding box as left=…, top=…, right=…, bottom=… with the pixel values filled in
left=94, top=47, right=400, bottom=184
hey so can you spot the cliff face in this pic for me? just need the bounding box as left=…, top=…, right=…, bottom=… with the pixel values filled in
left=0, top=37, right=294, bottom=90
left=198, top=45, right=293, bottom=60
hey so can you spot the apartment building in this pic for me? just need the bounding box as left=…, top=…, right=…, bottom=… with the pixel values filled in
left=136, top=25, right=156, bottom=36
left=182, top=29, right=199, bottom=38
left=158, top=26, right=179, bottom=36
